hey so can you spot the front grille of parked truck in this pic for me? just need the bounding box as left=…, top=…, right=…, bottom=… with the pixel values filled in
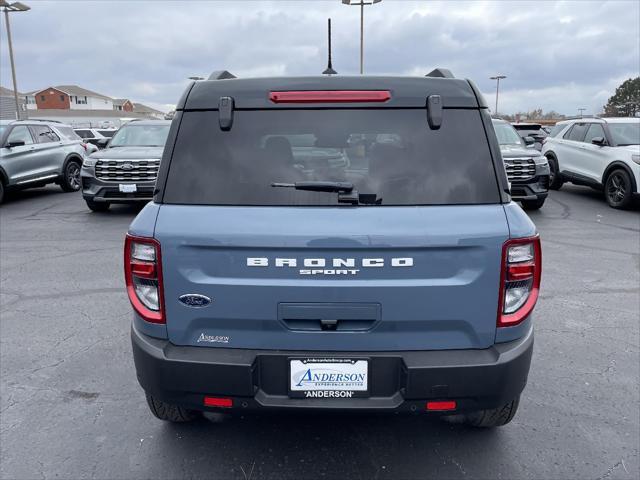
left=95, top=159, right=160, bottom=182
left=504, top=158, right=536, bottom=182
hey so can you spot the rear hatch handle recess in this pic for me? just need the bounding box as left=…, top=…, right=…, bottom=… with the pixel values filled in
left=271, top=181, right=361, bottom=205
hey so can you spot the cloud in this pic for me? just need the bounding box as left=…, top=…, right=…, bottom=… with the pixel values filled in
left=0, top=0, right=638, bottom=114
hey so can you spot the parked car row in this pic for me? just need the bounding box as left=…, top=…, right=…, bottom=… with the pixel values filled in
left=497, top=117, right=639, bottom=209
left=0, top=119, right=89, bottom=203
left=2, top=115, right=638, bottom=211
left=541, top=117, right=639, bottom=209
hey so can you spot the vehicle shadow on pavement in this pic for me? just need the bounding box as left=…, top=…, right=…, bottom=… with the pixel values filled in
left=92, top=203, right=147, bottom=216
left=1, top=186, right=73, bottom=206
left=555, top=185, right=640, bottom=211
left=147, top=412, right=503, bottom=479
left=1, top=187, right=149, bottom=215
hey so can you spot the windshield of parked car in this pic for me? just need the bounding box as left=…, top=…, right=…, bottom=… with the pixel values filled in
left=493, top=122, right=523, bottom=146
left=608, top=122, right=640, bottom=146
left=109, top=124, right=170, bottom=147
left=163, top=109, right=502, bottom=206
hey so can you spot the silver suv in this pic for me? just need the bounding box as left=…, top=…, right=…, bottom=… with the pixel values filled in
left=0, top=119, right=86, bottom=203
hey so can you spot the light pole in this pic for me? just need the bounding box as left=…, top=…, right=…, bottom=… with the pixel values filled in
left=490, top=75, right=506, bottom=115
left=341, top=0, right=382, bottom=74
left=1, top=1, right=30, bottom=120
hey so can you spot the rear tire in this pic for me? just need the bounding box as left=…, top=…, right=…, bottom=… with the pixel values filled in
left=521, top=197, right=545, bottom=210
left=604, top=169, right=633, bottom=209
left=443, top=396, right=520, bottom=428
left=60, top=160, right=82, bottom=192
left=547, top=155, right=563, bottom=190
left=0, top=180, right=4, bottom=204
left=85, top=199, right=110, bottom=212
left=145, top=394, right=200, bottom=423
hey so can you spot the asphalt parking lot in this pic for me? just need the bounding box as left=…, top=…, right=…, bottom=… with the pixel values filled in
left=1, top=186, right=638, bottom=480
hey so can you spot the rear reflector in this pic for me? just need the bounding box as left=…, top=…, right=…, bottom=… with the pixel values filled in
left=204, top=396, right=233, bottom=408
left=131, top=261, right=156, bottom=278
left=426, top=400, right=457, bottom=411
left=269, top=90, right=391, bottom=104
left=507, top=262, right=535, bottom=281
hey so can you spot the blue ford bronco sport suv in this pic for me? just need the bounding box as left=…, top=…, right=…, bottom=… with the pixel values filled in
left=127, top=69, right=541, bottom=427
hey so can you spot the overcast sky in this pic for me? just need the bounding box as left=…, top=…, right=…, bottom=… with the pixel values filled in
left=1, top=0, right=638, bottom=115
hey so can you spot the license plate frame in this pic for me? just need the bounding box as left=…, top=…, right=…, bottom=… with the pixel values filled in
left=288, top=357, right=369, bottom=398
left=119, top=184, right=137, bottom=193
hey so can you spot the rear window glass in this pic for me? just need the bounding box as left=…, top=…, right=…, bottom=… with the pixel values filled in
left=74, top=129, right=93, bottom=138
left=513, top=128, right=547, bottom=138
left=56, top=126, right=81, bottom=140
left=98, top=130, right=116, bottom=137
left=163, top=109, right=501, bottom=206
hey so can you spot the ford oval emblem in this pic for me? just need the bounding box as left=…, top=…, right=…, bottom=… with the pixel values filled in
left=122, top=163, right=134, bottom=170
left=179, top=294, right=212, bottom=308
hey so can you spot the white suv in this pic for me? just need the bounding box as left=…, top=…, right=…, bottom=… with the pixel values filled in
left=542, top=117, right=639, bottom=208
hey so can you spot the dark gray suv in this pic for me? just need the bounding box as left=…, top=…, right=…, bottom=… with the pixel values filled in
left=81, top=120, right=170, bottom=211
left=0, top=120, right=86, bottom=203
left=493, top=119, right=550, bottom=210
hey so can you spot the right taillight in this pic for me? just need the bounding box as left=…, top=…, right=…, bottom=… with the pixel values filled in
left=124, top=235, right=164, bottom=324
left=498, top=235, right=541, bottom=327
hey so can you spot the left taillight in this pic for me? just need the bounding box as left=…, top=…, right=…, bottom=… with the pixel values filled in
left=498, top=235, right=541, bottom=328
left=124, top=235, right=164, bottom=324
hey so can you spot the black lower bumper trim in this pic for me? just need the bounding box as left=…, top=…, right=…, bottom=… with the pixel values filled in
left=132, top=326, right=534, bottom=414
left=81, top=175, right=154, bottom=204
left=510, top=175, right=549, bottom=201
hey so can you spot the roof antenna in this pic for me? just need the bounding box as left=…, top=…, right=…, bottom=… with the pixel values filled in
left=322, top=18, right=337, bottom=75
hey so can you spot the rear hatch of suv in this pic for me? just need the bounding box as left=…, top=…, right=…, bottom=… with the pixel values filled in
left=153, top=78, right=510, bottom=352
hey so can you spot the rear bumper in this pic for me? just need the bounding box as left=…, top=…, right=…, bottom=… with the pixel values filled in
left=132, top=325, right=534, bottom=414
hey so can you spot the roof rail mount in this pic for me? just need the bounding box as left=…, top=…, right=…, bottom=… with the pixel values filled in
left=208, top=70, right=237, bottom=81
left=426, top=68, right=455, bottom=79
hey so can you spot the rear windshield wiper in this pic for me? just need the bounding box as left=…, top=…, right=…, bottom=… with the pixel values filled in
left=272, top=181, right=354, bottom=193
left=271, top=181, right=360, bottom=204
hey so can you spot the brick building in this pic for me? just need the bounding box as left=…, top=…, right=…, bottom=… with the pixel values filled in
left=32, top=85, right=113, bottom=111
